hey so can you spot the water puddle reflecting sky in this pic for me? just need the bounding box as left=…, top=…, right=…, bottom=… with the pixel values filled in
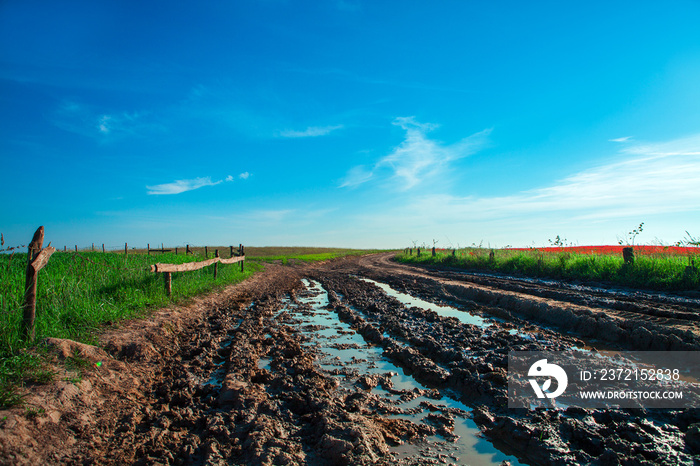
left=284, top=279, right=523, bottom=466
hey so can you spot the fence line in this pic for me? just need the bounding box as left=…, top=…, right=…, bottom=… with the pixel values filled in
left=151, top=246, right=245, bottom=296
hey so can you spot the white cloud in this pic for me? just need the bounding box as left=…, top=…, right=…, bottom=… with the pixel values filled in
left=98, top=115, right=111, bottom=133
left=406, top=135, right=700, bottom=221
left=621, top=134, right=700, bottom=157
left=146, top=177, right=221, bottom=195
left=224, top=172, right=250, bottom=182
left=340, top=165, right=374, bottom=188
left=341, top=117, right=491, bottom=190
left=610, top=136, right=632, bottom=142
left=277, top=125, right=344, bottom=138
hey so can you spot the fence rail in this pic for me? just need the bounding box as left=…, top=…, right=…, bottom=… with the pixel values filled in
left=150, top=255, right=244, bottom=273
left=151, top=246, right=245, bottom=296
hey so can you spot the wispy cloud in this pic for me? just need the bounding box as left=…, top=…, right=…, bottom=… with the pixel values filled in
left=225, top=172, right=251, bottom=182
left=341, top=117, right=491, bottom=190
left=340, top=165, right=374, bottom=188
left=146, top=177, right=221, bottom=195
left=277, top=125, right=344, bottom=138
left=407, top=134, right=700, bottom=221
left=610, top=136, right=632, bottom=142
left=51, top=99, right=161, bottom=141
left=621, top=134, right=700, bottom=157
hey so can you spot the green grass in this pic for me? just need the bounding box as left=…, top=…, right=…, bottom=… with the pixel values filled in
left=396, top=248, right=700, bottom=292
left=247, top=247, right=381, bottom=264
left=0, top=250, right=261, bottom=407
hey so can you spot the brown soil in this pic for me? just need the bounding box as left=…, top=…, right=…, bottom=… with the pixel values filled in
left=2, top=254, right=700, bottom=465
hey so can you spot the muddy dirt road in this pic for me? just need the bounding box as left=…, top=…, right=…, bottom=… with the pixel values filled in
left=3, top=253, right=700, bottom=465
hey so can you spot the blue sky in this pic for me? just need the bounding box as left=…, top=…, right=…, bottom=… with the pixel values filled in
left=2, top=1, right=700, bottom=249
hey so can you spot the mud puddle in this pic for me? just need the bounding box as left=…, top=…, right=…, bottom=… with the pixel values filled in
left=361, top=276, right=698, bottom=385
left=363, top=276, right=640, bottom=354
left=359, top=277, right=492, bottom=329
left=285, top=279, right=523, bottom=466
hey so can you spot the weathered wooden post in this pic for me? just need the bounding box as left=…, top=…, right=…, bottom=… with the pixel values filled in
left=102, top=244, right=105, bottom=253
left=74, top=245, right=77, bottom=252
left=125, top=242, right=128, bottom=255
left=622, top=247, right=634, bottom=265
left=22, top=226, right=55, bottom=341
left=147, top=244, right=150, bottom=255
left=186, top=244, right=191, bottom=255
left=241, top=245, right=245, bottom=272
left=175, top=247, right=178, bottom=255
left=64, top=246, right=66, bottom=252
left=164, top=272, right=172, bottom=297
left=205, top=246, right=208, bottom=258
left=417, top=248, right=421, bottom=257
left=214, top=250, right=219, bottom=279
left=432, top=247, right=436, bottom=257
left=230, top=245, right=234, bottom=257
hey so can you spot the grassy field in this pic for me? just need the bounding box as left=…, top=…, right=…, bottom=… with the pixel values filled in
left=396, top=246, right=700, bottom=292
left=246, top=246, right=381, bottom=264
left=0, top=250, right=262, bottom=407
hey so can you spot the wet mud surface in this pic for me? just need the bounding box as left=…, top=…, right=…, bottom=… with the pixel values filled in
left=2, top=254, right=700, bottom=465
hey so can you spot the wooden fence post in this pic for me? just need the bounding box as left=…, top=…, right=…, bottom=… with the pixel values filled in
left=148, top=244, right=150, bottom=255
left=186, top=244, right=190, bottom=255
left=102, top=244, right=105, bottom=253
left=205, top=246, right=208, bottom=258
left=241, top=245, right=245, bottom=272
left=214, top=250, right=219, bottom=278
left=623, top=247, right=634, bottom=265
left=92, top=243, right=95, bottom=252
left=175, top=247, right=178, bottom=255
left=125, top=242, right=128, bottom=255
left=22, top=226, right=55, bottom=341
left=230, top=245, right=234, bottom=257
left=164, top=272, right=172, bottom=297
left=75, top=245, right=77, bottom=252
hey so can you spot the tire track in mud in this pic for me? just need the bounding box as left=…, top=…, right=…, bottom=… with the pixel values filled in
left=346, top=253, right=700, bottom=352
